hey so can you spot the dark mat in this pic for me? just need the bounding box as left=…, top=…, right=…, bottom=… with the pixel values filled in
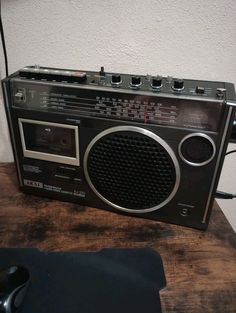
left=0, top=248, right=166, bottom=313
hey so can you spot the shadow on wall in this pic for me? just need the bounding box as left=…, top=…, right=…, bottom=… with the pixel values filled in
left=0, top=87, right=13, bottom=162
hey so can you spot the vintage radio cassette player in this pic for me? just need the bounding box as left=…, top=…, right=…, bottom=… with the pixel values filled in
left=2, top=66, right=236, bottom=229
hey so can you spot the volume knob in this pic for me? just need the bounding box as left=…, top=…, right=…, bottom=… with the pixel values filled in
left=151, top=76, right=162, bottom=89
left=111, top=74, right=122, bottom=85
left=131, top=76, right=141, bottom=87
left=172, top=79, right=184, bottom=91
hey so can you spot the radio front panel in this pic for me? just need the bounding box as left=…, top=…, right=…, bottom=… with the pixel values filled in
left=11, top=80, right=224, bottom=132
left=2, top=66, right=236, bottom=229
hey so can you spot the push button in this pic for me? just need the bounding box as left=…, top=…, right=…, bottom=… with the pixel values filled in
left=196, top=86, right=205, bottom=94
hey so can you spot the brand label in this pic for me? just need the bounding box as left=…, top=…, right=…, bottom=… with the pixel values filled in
left=23, top=180, right=86, bottom=198
left=23, top=179, right=43, bottom=188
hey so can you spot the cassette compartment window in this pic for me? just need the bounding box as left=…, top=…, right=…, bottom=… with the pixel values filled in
left=18, top=118, right=80, bottom=166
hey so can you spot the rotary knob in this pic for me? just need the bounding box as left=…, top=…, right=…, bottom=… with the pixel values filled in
left=216, top=88, right=226, bottom=98
left=172, top=79, right=184, bottom=91
left=151, top=76, right=162, bottom=89
left=131, top=76, right=141, bottom=87
left=111, top=74, right=122, bottom=85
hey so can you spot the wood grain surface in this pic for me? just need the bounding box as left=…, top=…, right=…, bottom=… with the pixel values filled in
left=0, top=163, right=236, bottom=313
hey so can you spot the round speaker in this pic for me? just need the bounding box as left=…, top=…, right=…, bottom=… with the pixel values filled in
left=178, top=133, right=216, bottom=166
left=84, top=126, right=180, bottom=213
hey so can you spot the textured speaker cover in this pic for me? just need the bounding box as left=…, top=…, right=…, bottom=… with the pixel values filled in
left=180, top=135, right=214, bottom=164
left=87, top=131, right=177, bottom=211
left=0, top=248, right=166, bottom=313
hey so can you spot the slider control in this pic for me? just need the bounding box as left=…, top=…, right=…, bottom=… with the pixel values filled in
left=196, top=86, right=205, bottom=94
left=99, top=66, right=105, bottom=77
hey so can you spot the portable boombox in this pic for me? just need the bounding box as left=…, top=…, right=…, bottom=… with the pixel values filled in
left=2, top=66, right=236, bottom=229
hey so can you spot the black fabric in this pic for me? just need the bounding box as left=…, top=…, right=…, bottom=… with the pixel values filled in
left=0, top=248, right=166, bottom=313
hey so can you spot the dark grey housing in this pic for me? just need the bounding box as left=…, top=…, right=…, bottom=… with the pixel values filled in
left=2, top=66, right=236, bottom=229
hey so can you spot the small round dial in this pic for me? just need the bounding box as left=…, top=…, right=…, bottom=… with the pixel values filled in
left=131, top=76, right=141, bottom=86
left=173, top=79, right=184, bottom=90
left=111, top=74, right=122, bottom=85
left=151, top=76, right=162, bottom=89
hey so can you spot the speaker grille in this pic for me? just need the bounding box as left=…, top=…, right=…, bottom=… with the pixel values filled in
left=85, top=127, right=179, bottom=212
left=179, top=133, right=216, bottom=166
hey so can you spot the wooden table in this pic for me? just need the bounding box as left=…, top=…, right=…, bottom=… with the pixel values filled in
left=0, top=163, right=235, bottom=313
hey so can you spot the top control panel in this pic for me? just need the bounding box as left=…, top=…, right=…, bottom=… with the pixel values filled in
left=18, top=65, right=228, bottom=100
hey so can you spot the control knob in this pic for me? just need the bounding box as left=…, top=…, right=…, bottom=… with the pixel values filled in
left=172, top=79, right=184, bottom=91
left=111, top=74, right=122, bottom=85
left=130, top=76, right=141, bottom=87
left=151, top=76, right=162, bottom=89
left=216, top=88, right=226, bottom=98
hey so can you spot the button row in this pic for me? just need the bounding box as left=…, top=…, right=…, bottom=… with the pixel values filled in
left=19, top=66, right=209, bottom=96
left=20, top=67, right=184, bottom=91
left=19, top=67, right=87, bottom=83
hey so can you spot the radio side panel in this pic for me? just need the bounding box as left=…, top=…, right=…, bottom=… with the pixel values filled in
left=2, top=77, right=24, bottom=187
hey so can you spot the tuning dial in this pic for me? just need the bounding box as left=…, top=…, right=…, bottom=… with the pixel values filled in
left=172, top=79, right=184, bottom=91
left=151, top=76, right=162, bottom=89
left=216, top=88, right=226, bottom=98
left=111, top=74, right=122, bottom=85
left=130, top=76, right=141, bottom=87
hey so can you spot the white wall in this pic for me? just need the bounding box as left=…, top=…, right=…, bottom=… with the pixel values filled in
left=0, top=0, right=236, bottom=230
